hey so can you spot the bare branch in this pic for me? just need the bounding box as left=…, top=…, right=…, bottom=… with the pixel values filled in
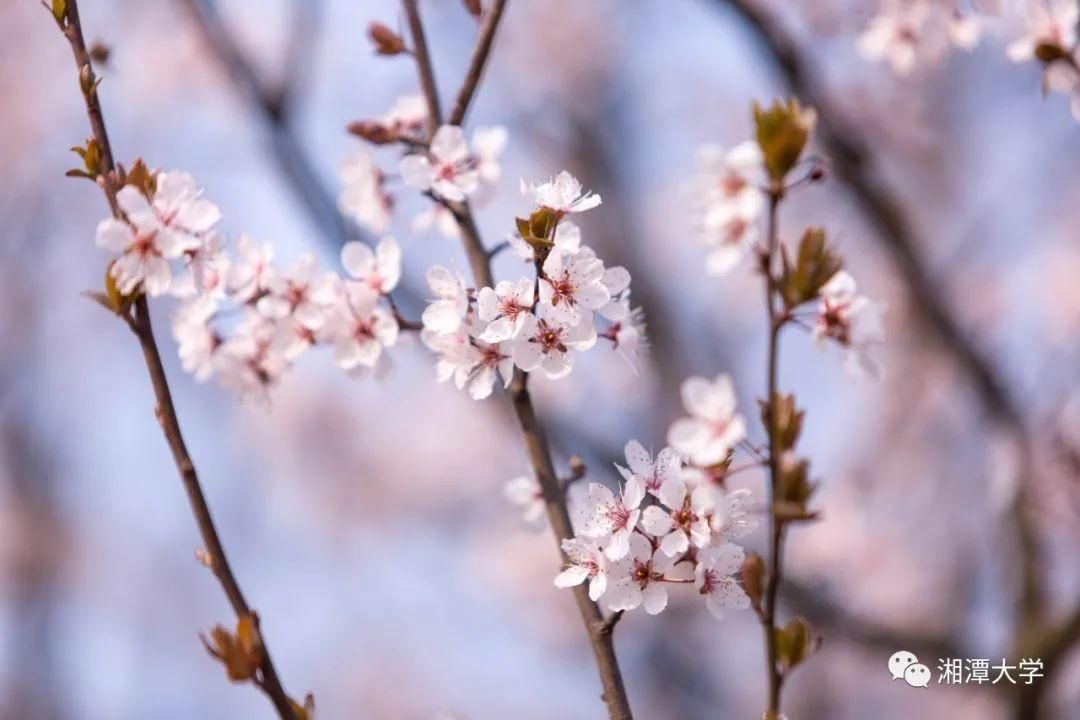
left=401, top=0, right=443, bottom=136
left=448, top=0, right=509, bottom=126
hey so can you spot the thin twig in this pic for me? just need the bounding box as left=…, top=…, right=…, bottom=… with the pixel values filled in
left=52, top=3, right=296, bottom=717
left=447, top=0, right=509, bottom=126
left=401, top=0, right=442, bottom=137
left=401, top=3, right=634, bottom=717
left=760, top=188, right=786, bottom=717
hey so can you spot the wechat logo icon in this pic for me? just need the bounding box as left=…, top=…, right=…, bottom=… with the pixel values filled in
left=889, top=650, right=931, bottom=688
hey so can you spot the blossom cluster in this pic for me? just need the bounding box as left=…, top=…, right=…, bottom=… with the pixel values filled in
left=856, top=0, right=1080, bottom=123
left=685, top=141, right=885, bottom=375
left=551, top=374, right=757, bottom=619
left=418, top=170, right=646, bottom=399
left=856, top=0, right=984, bottom=76
left=93, top=170, right=405, bottom=395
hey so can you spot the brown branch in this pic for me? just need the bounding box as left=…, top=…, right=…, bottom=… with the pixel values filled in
left=447, top=0, right=509, bottom=126
left=401, top=0, right=443, bottom=137
left=760, top=188, right=786, bottom=717
left=401, top=4, right=633, bottom=717
left=52, top=3, right=297, bottom=717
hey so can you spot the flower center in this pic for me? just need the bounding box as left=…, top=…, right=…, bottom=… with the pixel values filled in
left=535, top=321, right=567, bottom=353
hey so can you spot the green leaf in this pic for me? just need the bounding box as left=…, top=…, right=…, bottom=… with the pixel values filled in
left=51, top=0, right=67, bottom=23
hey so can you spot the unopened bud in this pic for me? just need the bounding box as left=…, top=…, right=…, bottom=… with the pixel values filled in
left=89, top=41, right=111, bottom=66
left=368, top=21, right=406, bottom=56
left=462, top=0, right=483, bottom=17
left=346, top=120, right=397, bottom=145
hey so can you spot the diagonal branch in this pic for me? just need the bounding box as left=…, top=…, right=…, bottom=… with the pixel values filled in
left=52, top=3, right=297, bottom=716
left=448, top=0, right=508, bottom=126
left=400, top=2, right=634, bottom=717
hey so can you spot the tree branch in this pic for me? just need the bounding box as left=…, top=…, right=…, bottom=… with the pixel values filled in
left=448, top=0, right=508, bottom=126
left=401, top=0, right=442, bottom=136
left=401, top=3, right=634, bottom=717
left=52, top=3, right=296, bottom=716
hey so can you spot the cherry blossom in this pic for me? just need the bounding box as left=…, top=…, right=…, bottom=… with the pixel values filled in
left=118, top=172, right=221, bottom=253
left=171, top=294, right=219, bottom=382
left=687, top=142, right=764, bottom=275
left=477, top=277, right=534, bottom=342
left=505, top=475, right=547, bottom=529
left=539, top=248, right=611, bottom=325
left=421, top=265, right=470, bottom=335
left=605, top=533, right=693, bottom=615
left=400, top=125, right=480, bottom=202
left=256, top=254, right=338, bottom=330
left=511, top=303, right=597, bottom=380
left=326, top=284, right=399, bottom=371
left=383, top=93, right=429, bottom=138
left=554, top=538, right=610, bottom=601
left=812, top=271, right=886, bottom=376
left=709, top=487, right=759, bottom=542
left=95, top=216, right=178, bottom=296
left=459, top=337, right=514, bottom=400
left=576, top=475, right=645, bottom=560
left=520, top=171, right=602, bottom=215
left=473, top=126, right=508, bottom=188
left=421, top=319, right=514, bottom=400
left=667, top=374, right=747, bottom=467
left=338, top=146, right=392, bottom=232
left=226, top=234, right=276, bottom=302
left=341, top=237, right=401, bottom=295
left=215, top=310, right=289, bottom=395
left=1007, top=0, right=1077, bottom=62
left=181, top=233, right=231, bottom=300
left=695, top=544, right=750, bottom=620
left=598, top=300, right=649, bottom=370
left=616, top=441, right=680, bottom=497
left=641, top=475, right=716, bottom=556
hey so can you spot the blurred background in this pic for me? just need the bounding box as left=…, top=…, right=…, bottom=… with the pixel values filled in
left=2, top=0, right=1079, bottom=718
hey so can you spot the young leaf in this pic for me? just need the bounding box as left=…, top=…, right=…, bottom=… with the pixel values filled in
left=774, top=617, right=820, bottom=674
left=51, top=0, right=67, bottom=24
left=200, top=613, right=264, bottom=683
left=759, top=392, right=804, bottom=453
left=779, top=227, right=842, bottom=308
left=753, top=98, right=816, bottom=184
left=741, top=552, right=766, bottom=618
